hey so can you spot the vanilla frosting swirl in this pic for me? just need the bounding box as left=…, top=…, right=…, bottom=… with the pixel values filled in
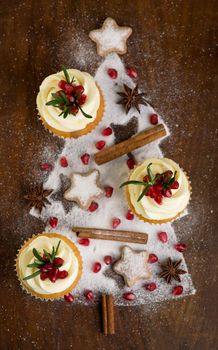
left=37, top=69, right=100, bottom=132
left=128, top=158, right=190, bottom=221
left=19, top=236, right=79, bottom=295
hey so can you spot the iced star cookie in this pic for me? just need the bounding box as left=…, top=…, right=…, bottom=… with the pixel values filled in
left=37, top=67, right=104, bottom=138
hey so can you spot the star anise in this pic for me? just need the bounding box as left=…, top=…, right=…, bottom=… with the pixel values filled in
left=117, top=84, right=150, bottom=114
left=159, top=258, right=186, bottom=284
left=24, top=183, right=53, bottom=213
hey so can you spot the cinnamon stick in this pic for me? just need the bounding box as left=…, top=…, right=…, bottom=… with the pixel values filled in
left=101, top=294, right=115, bottom=335
left=102, top=294, right=108, bottom=335
left=73, top=227, right=148, bottom=244
left=94, top=124, right=167, bottom=165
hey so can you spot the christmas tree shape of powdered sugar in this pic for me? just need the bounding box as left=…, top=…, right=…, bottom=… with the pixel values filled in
left=31, top=53, right=195, bottom=306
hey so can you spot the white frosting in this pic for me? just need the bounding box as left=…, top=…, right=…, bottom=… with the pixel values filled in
left=19, top=236, right=79, bottom=295
left=36, top=69, right=100, bottom=132
left=128, top=158, right=190, bottom=221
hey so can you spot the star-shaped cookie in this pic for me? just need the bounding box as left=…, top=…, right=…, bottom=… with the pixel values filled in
left=89, top=17, right=132, bottom=57
left=64, top=169, right=103, bottom=210
left=113, top=246, right=151, bottom=287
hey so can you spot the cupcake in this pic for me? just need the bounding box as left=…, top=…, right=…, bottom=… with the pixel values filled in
left=121, top=158, right=191, bottom=223
left=37, top=67, right=104, bottom=138
left=16, top=233, right=82, bottom=300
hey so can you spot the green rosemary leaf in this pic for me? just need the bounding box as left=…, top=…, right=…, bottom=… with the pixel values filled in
left=43, top=249, right=52, bottom=263
left=137, top=184, right=150, bottom=202
left=77, top=105, right=93, bottom=119
left=168, top=171, right=177, bottom=186
left=51, top=246, right=55, bottom=261
left=46, top=100, right=59, bottom=106
left=54, top=240, right=61, bottom=257
left=23, top=270, right=41, bottom=281
left=27, top=261, right=43, bottom=268
left=147, top=163, right=155, bottom=182
left=62, top=66, right=70, bottom=84
left=63, top=109, right=70, bottom=119
left=60, top=91, right=69, bottom=104
left=120, top=180, right=145, bottom=188
left=32, top=248, right=44, bottom=262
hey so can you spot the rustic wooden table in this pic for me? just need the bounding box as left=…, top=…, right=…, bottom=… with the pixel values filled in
left=0, top=1, right=217, bottom=349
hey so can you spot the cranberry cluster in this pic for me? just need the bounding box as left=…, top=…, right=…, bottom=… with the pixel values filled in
left=40, top=255, right=68, bottom=283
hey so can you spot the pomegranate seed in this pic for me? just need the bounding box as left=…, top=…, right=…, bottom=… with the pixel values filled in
left=162, top=189, right=172, bottom=198
left=60, top=156, right=68, bottom=167
left=143, top=175, right=149, bottom=182
left=123, top=292, right=136, bottom=301
left=49, top=216, right=58, bottom=228
left=85, top=290, right=94, bottom=301
left=145, top=282, right=157, bottom=291
left=41, top=263, right=53, bottom=272
left=154, top=195, right=163, bottom=205
left=68, top=95, right=75, bottom=103
left=170, top=180, right=179, bottom=190
left=40, top=272, right=48, bottom=280
left=64, top=83, right=74, bottom=94
left=81, top=153, right=90, bottom=165
left=95, top=140, right=106, bottom=150
left=175, top=243, right=187, bottom=252
left=102, top=127, right=112, bottom=136
left=112, top=217, right=121, bottom=229
left=105, top=186, right=113, bottom=198
left=148, top=253, right=158, bottom=263
left=78, top=238, right=90, bottom=246
left=40, top=163, right=53, bottom=171
left=126, top=210, right=134, bottom=220
left=53, top=257, right=64, bottom=266
left=64, top=293, right=74, bottom=302
left=93, top=262, right=101, bottom=273
left=158, top=231, right=168, bottom=243
left=70, top=105, right=79, bottom=114
left=74, top=85, right=85, bottom=96
left=88, top=201, right=99, bottom=212
left=48, top=268, right=58, bottom=283
left=58, top=80, right=66, bottom=90
left=78, top=94, right=87, bottom=105
left=150, top=113, right=158, bottom=125
left=57, top=270, right=68, bottom=279
left=172, top=285, right=183, bottom=296
left=107, top=68, right=118, bottom=79
left=127, top=67, right=138, bottom=79
left=104, top=255, right=112, bottom=265
left=127, top=158, right=136, bottom=169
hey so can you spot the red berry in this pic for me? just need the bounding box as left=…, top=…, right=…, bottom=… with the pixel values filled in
left=81, top=153, right=90, bottom=165
left=102, top=127, right=112, bottom=136
left=172, top=285, right=183, bottom=296
left=150, top=113, right=158, bottom=125
left=112, top=217, right=121, bottom=229
left=93, top=262, right=101, bottom=273
left=85, top=290, right=94, bottom=301
left=104, top=255, right=112, bottom=265
left=127, top=67, right=138, bottom=79
left=162, top=189, right=172, bottom=198
left=60, top=156, right=68, bottom=167
left=126, top=210, right=134, bottom=220
left=53, top=257, right=64, bottom=266
left=175, top=243, right=187, bottom=252
left=127, top=158, right=136, bottom=169
left=105, top=186, right=113, bottom=198
left=154, top=195, right=163, bottom=205
left=58, top=80, right=66, bottom=90
left=68, top=95, right=75, bottom=103
left=65, top=83, right=74, bottom=94
left=49, top=216, right=58, bottom=228
left=143, top=175, right=149, bottom=182
left=78, top=238, right=90, bottom=246
left=145, top=282, right=157, bottom=291
left=95, top=140, right=106, bottom=150
left=74, top=85, right=84, bottom=96
left=40, top=163, right=53, bottom=171
left=158, top=231, right=168, bottom=243
left=88, top=201, right=99, bottom=212
left=78, top=94, right=87, bottom=105
left=70, top=105, right=79, bottom=114
left=57, top=270, right=68, bottom=279
left=148, top=253, right=158, bottom=263
left=48, top=268, right=58, bottom=283
left=107, top=68, right=118, bottom=79
left=40, top=272, right=48, bottom=280
left=40, top=263, right=53, bottom=272
left=170, top=180, right=179, bottom=190
left=123, top=292, right=136, bottom=301
left=64, top=293, right=74, bottom=302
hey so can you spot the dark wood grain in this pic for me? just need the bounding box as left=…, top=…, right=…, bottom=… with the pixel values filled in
left=0, top=1, right=217, bottom=349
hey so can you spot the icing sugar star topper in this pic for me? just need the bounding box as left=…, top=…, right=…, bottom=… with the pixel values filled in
left=89, top=17, right=132, bottom=57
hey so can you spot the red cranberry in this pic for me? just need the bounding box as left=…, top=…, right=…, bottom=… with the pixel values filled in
left=48, top=268, right=58, bottom=283
left=123, top=292, right=136, bottom=301
left=145, top=282, right=157, bottom=291
left=49, top=216, right=58, bottom=228
left=158, top=231, right=168, bottom=243
left=127, top=158, right=136, bottom=169
left=172, top=285, right=183, bottom=296
left=70, top=105, right=79, bottom=114
left=127, top=67, right=138, bottom=79
left=102, top=127, right=112, bottom=136
left=53, top=257, right=64, bottom=266
left=148, top=253, right=158, bottom=263
left=60, top=156, right=68, bottom=167
left=162, top=189, right=172, bottom=198
left=170, top=180, right=179, bottom=190
left=74, top=85, right=84, bottom=96
left=95, top=140, right=106, bottom=150
left=78, top=238, right=90, bottom=246
left=150, top=113, right=158, bottom=125
left=112, top=217, right=121, bottom=229
left=85, top=290, right=94, bottom=301
left=40, top=272, right=48, bottom=280
left=175, top=243, right=187, bottom=252
left=57, top=270, right=68, bottom=279
left=40, top=163, right=53, bottom=171
left=64, top=293, right=74, bottom=302
left=58, top=80, right=66, bottom=90
left=78, top=94, right=87, bottom=105
left=104, top=255, right=112, bottom=265
left=107, top=68, right=118, bottom=79
left=126, top=210, right=134, bottom=220
left=105, top=186, right=113, bottom=198
left=81, top=153, right=90, bottom=165
left=88, top=201, right=99, bottom=212
left=93, top=262, right=101, bottom=273
left=64, top=83, right=74, bottom=94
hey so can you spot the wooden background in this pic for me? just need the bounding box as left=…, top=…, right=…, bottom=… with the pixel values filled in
left=0, top=1, right=217, bottom=349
